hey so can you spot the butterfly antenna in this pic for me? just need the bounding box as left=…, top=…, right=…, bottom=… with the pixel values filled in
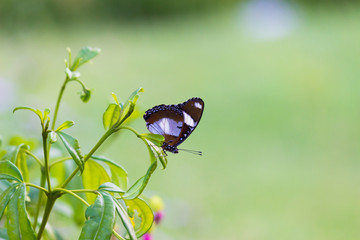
left=177, top=148, right=202, bottom=156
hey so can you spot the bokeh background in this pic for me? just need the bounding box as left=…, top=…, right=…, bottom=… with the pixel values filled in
left=1, top=0, right=360, bottom=239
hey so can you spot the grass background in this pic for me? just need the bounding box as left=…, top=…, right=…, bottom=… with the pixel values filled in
left=1, top=4, right=360, bottom=240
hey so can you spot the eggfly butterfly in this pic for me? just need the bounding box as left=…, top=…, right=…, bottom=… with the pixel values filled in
left=143, top=97, right=204, bottom=154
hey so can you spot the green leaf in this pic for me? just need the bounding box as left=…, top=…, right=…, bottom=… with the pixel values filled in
left=145, top=139, right=167, bottom=169
left=91, top=155, right=128, bottom=189
left=0, top=183, right=18, bottom=219
left=124, top=198, right=153, bottom=238
left=56, top=121, right=75, bottom=132
left=112, top=197, right=137, bottom=240
left=98, top=182, right=124, bottom=193
left=43, top=108, right=51, bottom=121
left=82, top=159, right=111, bottom=204
left=103, top=104, right=121, bottom=130
left=0, top=228, right=9, bottom=239
left=127, top=88, right=144, bottom=105
left=57, top=132, right=84, bottom=173
left=6, top=183, right=36, bottom=240
left=116, top=88, right=144, bottom=126
left=72, top=47, right=101, bottom=70
left=12, top=144, right=30, bottom=184
left=13, top=106, right=43, bottom=123
left=140, top=133, right=165, bottom=147
left=0, top=160, right=23, bottom=182
left=123, top=161, right=157, bottom=200
left=79, top=191, right=115, bottom=240
left=0, top=150, right=6, bottom=160
left=111, top=92, right=120, bottom=106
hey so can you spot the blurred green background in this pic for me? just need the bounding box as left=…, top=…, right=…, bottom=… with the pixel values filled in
left=1, top=0, right=360, bottom=239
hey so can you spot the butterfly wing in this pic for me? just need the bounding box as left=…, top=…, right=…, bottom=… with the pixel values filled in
left=174, top=97, right=204, bottom=148
left=143, top=104, right=184, bottom=148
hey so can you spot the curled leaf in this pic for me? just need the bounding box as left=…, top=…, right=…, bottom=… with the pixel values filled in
left=57, top=132, right=84, bottom=173
left=124, top=198, right=154, bottom=238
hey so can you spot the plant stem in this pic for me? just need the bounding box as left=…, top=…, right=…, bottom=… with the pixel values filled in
left=49, top=156, right=72, bottom=169
left=32, top=172, right=46, bottom=229
left=26, top=182, right=49, bottom=194
left=56, top=188, right=90, bottom=207
left=25, top=150, right=43, bottom=166
left=37, top=195, right=57, bottom=239
left=59, top=128, right=115, bottom=188
left=51, top=78, right=68, bottom=130
left=71, top=189, right=98, bottom=193
left=119, top=125, right=140, bottom=137
left=42, top=133, right=52, bottom=192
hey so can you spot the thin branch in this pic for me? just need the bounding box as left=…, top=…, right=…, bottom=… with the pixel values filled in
left=25, top=182, right=49, bottom=194
left=24, top=150, right=43, bottom=166
left=55, top=188, right=90, bottom=207
left=49, top=157, right=72, bottom=169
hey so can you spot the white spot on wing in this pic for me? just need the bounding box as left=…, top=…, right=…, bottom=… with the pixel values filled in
left=183, top=111, right=196, bottom=127
left=194, top=102, right=202, bottom=109
left=149, top=118, right=182, bottom=136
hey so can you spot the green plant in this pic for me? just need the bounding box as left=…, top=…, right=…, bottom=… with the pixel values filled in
left=0, top=47, right=167, bottom=239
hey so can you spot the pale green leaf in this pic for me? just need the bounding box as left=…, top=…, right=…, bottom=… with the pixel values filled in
left=91, top=155, right=128, bottom=189
left=103, top=104, right=121, bottom=130
left=72, top=47, right=101, bottom=70
left=55, top=121, right=75, bottom=132
left=82, top=159, right=111, bottom=204
left=13, top=107, right=43, bottom=123
left=12, top=144, right=30, bottom=184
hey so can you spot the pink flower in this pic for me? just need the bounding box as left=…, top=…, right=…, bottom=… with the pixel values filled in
left=154, top=211, right=164, bottom=225
left=143, top=233, right=152, bottom=240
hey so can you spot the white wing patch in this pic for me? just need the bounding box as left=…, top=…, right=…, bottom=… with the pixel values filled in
left=148, top=118, right=182, bottom=136
left=194, top=102, right=202, bottom=109
left=183, top=111, right=196, bottom=127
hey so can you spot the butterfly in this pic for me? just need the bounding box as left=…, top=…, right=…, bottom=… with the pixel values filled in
left=143, top=97, right=204, bottom=154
